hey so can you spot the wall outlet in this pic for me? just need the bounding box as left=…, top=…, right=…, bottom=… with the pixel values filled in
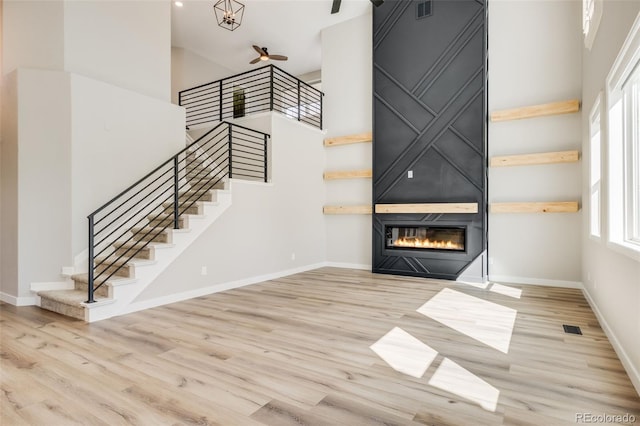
left=407, top=170, right=413, bottom=179
left=291, top=253, right=296, bottom=261
left=201, top=266, right=207, bottom=276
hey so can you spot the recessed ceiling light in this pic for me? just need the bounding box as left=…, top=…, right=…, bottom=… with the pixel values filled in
left=174, top=1, right=184, bottom=7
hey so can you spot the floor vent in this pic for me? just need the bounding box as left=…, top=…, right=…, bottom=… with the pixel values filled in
left=563, top=324, right=582, bottom=335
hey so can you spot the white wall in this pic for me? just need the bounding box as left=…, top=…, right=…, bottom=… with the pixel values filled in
left=0, top=69, right=185, bottom=300
left=171, top=47, right=234, bottom=105
left=581, top=0, right=640, bottom=394
left=69, top=74, right=185, bottom=255
left=16, top=70, right=73, bottom=299
left=133, top=114, right=326, bottom=303
left=1, top=71, right=19, bottom=301
left=488, top=0, right=583, bottom=286
left=2, top=0, right=65, bottom=76
left=64, top=0, right=172, bottom=101
left=321, top=13, right=373, bottom=268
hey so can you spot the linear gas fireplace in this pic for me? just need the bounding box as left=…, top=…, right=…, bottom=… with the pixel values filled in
left=385, top=225, right=465, bottom=252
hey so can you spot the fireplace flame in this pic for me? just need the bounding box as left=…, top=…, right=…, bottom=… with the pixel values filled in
left=393, top=237, right=464, bottom=250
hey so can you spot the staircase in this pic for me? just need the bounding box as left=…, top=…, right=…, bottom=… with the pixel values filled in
left=38, top=122, right=269, bottom=322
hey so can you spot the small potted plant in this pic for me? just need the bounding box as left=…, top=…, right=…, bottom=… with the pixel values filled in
left=233, top=86, right=245, bottom=118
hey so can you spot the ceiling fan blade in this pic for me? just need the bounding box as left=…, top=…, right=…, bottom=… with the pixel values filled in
left=370, top=0, right=384, bottom=6
left=268, top=55, right=288, bottom=61
left=331, top=0, right=341, bottom=14
left=250, top=57, right=262, bottom=64
left=252, top=45, right=266, bottom=55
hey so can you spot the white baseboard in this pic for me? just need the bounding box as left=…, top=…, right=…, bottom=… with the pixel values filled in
left=325, top=262, right=371, bottom=270
left=489, top=274, right=583, bottom=289
left=582, top=287, right=640, bottom=396
left=0, top=292, right=38, bottom=306
left=121, top=262, right=327, bottom=316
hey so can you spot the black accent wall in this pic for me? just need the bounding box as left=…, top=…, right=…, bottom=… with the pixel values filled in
left=372, top=0, right=487, bottom=280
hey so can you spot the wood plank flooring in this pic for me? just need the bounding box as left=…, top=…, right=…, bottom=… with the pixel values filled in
left=2, top=267, right=639, bottom=425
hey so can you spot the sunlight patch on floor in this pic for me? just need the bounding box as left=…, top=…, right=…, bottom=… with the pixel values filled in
left=429, top=357, right=500, bottom=412
left=370, top=327, right=438, bottom=378
left=417, top=288, right=517, bottom=354
left=490, top=283, right=522, bottom=299
left=457, top=280, right=490, bottom=289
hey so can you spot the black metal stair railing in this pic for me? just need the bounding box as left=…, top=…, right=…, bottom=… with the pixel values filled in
left=178, top=64, right=323, bottom=130
left=85, top=122, right=270, bottom=303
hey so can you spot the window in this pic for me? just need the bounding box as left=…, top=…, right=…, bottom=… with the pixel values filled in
left=607, top=13, right=640, bottom=260
left=589, top=94, right=602, bottom=239
left=582, top=0, right=603, bottom=50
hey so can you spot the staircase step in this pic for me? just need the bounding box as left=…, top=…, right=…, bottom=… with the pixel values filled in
left=113, top=243, right=154, bottom=260
left=186, top=180, right=225, bottom=192
left=162, top=202, right=201, bottom=216
left=130, top=226, right=173, bottom=243
left=38, top=290, right=90, bottom=320
left=94, top=257, right=134, bottom=278
left=146, top=214, right=188, bottom=229
left=179, top=190, right=214, bottom=202
left=72, top=275, right=110, bottom=298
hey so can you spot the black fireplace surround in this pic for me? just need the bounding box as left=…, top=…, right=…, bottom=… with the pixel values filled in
left=372, top=0, right=487, bottom=280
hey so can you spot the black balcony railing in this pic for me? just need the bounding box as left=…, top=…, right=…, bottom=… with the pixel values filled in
left=178, top=64, right=323, bottom=130
left=85, top=122, right=269, bottom=303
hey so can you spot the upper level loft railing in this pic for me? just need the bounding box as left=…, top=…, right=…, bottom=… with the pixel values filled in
left=85, top=122, right=269, bottom=303
left=178, top=64, right=323, bottom=130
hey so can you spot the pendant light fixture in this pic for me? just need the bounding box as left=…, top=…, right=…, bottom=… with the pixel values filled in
left=213, top=0, right=245, bottom=31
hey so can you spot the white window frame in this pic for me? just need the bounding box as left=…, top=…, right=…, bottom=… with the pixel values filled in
left=583, top=0, right=603, bottom=50
left=606, top=12, right=640, bottom=261
left=589, top=93, right=602, bottom=240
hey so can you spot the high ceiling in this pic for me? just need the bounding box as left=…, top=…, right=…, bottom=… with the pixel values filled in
left=171, top=0, right=372, bottom=76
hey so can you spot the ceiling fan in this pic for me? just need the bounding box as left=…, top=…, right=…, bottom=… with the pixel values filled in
left=331, top=0, right=384, bottom=14
left=250, top=45, right=288, bottom=64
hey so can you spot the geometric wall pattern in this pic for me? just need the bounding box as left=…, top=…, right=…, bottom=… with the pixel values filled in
left=372, top=0, right=487, bottom=279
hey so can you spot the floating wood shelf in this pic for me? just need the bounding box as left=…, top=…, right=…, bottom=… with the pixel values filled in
left=323, top=205, right=372, bottom=215
left=490, top=99, right=580, bottom=122
left=323, top=169, right=372, bottom=180
left=490, top=150, right=579, bottom=168
left=324, top=132, right=372, bottom=147
left=375, top=203, right=478, bottom=214
left=490, top=202, right=579, bottom=213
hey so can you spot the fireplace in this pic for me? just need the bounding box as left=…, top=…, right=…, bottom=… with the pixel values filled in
left=385, top=225, right=465, bottom=252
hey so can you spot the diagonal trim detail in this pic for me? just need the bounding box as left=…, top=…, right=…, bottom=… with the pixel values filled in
left=374, top=1, right=413, bottom=50
left=375, top=64, right=437, bottom=116
left=375, top=69, right=484, bottom=194
left=411, top=7, right=484, bottom=95
left=374, top=93, right=422, bottom=135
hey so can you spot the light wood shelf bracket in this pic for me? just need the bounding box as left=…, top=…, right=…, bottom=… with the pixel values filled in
left=490, top=99, right=580, bottom=122
left=375, top=203, right=478, bottom=214
left=490, top=150, right=579, bottom=168
left=323, top=205, right=372, bottom=215
left=323, top=169, right=373, bottom=180
left=490, top=201, right=579, bottom=213
left=324, top=132, right=372, bottom=147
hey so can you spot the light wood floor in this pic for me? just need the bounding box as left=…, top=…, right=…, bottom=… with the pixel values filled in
left=1, top=267, right=639, bottom=425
